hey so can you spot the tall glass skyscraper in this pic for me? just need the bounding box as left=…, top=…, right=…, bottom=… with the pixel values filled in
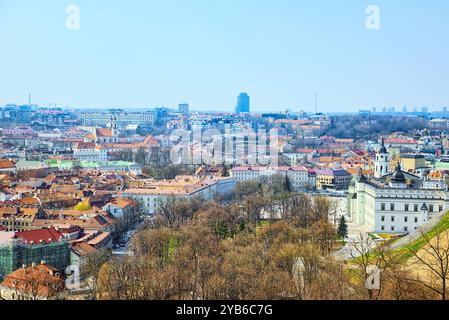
left=235, top=92, right=250, bottom=114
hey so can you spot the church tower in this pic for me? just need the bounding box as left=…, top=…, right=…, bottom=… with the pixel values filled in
left=109, top=115, right=119, bottom=143
left=375, top=138, right=390, bottom=178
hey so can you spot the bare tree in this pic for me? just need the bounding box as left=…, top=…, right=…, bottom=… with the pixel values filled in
left=407, top=228, right=449, bottom=300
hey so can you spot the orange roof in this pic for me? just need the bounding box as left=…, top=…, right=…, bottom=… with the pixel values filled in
left=1, top=264, right=65, bottom=297
left=71, top=242, right=97, bottom=257
left=0, top=159, right=15, bottom=169
left=143, top=135, right=159, bottom=146
left=18, top=197, right=40, bottom=205
left=319, top=157, right=343, bottom=163
left=96, top=128, right=113, bottom=137
left=87, top=231, right=110, bottom=246
left=75, top=142, right=96, bottom=149
left=110, top=198, right=137, bottom=208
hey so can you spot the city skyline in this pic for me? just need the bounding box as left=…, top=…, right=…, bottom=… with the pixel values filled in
left=2, top=93, right=449, bottom=115
left=1, top=0, right=449, bottom=112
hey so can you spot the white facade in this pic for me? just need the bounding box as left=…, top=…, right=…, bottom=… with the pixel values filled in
left=73, top=146, right=108, bottom=162
left=231, top=166, right=315, bottom=191
left=348, top=173, right=449, bottom=234
left=81, top=112, right=156, bottom=126
left=122, top=178, right=236, bottom=215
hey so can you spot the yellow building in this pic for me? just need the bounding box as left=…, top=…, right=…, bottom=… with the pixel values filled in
left=400, top=154, right=426, bottom=171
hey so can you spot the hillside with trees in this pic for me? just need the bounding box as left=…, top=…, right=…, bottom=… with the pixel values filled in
left=91, top=177, right=448, bottom=300
left=324, top=115, right=427, bottom=140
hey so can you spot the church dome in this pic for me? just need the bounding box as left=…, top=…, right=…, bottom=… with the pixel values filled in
left=392, top=163, right=406, bottom=182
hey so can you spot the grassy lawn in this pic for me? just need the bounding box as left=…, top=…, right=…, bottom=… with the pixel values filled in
left=374, top=233, right=402, bottom=240
left=394, top=211, right=449, bottom=261
left=347, top=212, right=449, bottom=265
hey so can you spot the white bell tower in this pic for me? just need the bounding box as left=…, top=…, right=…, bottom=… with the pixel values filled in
left=375, top=138, right=390, bottom=178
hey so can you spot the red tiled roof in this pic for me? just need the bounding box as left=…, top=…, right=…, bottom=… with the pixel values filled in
left=109, top=198, right=137, bottom=208
left=96, top=128, right=113, bottom=137
left=71, top=242, right=96, bottom=257
left=1, top=264, right=64, bottom=297
left=143, top=135, right=159, bottom=146
left=297, top=148, right=316, bottom=154
left=75, top=142, right=96, bottom=149
left=15, top=228, right=64, bottom=245
left=0, top=159, right=16, bottom=169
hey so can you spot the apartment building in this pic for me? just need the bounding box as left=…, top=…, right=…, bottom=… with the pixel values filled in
left=231, top=166, right=316, bottom=191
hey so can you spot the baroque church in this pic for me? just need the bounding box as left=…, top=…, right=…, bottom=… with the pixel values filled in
left=84, top=116, right=120, bottom=144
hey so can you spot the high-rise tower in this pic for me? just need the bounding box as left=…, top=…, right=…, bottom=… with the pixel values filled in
left=235, top=92, right=250, bottom=114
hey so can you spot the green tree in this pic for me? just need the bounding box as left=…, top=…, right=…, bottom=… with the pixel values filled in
left=337, top=215, right=348, bottom=239
left=221, top=163, right=229, bottom=177
left=284, top=175, right=292, bottom=193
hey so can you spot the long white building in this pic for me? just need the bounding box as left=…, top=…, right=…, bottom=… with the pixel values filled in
left=348, top=150, right=449, bottom=234
left=80, top=111, right=156, bottom=127
left=231, top=166, right=316, bottom=191
left=73, top=142, right=108, bottom=162
left=121, top=176, right=236, bottom=215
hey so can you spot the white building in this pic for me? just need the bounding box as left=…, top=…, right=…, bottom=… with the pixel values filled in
left=73, top=143, right=108, bottom=162
left=348, top=162, right=449, bottom=234
left=81, top=111, right=156, bottom=126
left=121, top=177, right=236, bottom=215
left=231, top=166, right=316, bottom=191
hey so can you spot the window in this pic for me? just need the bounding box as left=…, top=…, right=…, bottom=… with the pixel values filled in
left=404, top=226, right=408, bottom=232
left=381, top=226, right=385, bottom=231
left=391, top=226, right=395, bottom=231
left=381, top=203, right=386, bottom=211
left=414, top=204, right=419, bottom=212
left=429, top=205, right=434, bottom=213
left=381, top=216, right=385, bottom=222
left=440, top=206, right=444, bottom=212
left=405, top=204, right=409, bottom=212
left=415, top=217, right=418, bottom=223
left=391, top=216, right=395, bottom=222
left=404, top=216, right=408, bottom=222
left=390, top=203, right=395, bottom=211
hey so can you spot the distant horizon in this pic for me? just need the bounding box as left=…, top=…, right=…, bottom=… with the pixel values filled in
left=2, top=99, right=448, bottom=116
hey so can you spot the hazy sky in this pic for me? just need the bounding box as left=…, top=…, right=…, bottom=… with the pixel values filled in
left=1, top=0, right=449, bottom=113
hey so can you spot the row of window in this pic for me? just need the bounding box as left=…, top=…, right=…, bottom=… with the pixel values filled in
left=381, top=216, right=420, bottom=223
left=381, top=203, right=442, bottom=213
left=1, top=221, right=30, bottom=226
left=381, top=225, right=417, bottom=232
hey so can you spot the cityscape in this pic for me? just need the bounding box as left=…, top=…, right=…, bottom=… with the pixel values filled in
left=1, top=0, right=449, bottom=311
